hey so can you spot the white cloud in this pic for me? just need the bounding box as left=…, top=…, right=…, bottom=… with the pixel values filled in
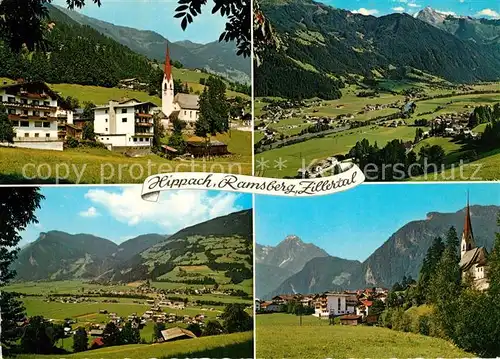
left=79, top=206, right=100, bottom=218
left=436, top=9, right=456, bottom=16
left=392, top=6, right=405, bottom=12
left=398, top=0, right=408, bottom=3
left=459, top=0, right=465, bottom=3
left=352, top=8, right=379, bottom=16
left=84, top=187, right=242, bottom=233
left=408, top=3, right=421, bottom=8
left=476, top=9, right=500, bottom=18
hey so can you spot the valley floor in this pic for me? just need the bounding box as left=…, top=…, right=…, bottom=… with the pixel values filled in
left=15, top=331, right=253, bottom=359
left=255, top=82, right=500, bottom=180
left=256, top=313, right=470, bottom=358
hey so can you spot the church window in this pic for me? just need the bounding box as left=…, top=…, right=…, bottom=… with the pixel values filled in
left=190, top=111, right=192, bottom=118
left=121, top=109, right=127, bottom=114
left=122, top=118, right=127, bottom=123
left=184, top=111, right=186, bottom=115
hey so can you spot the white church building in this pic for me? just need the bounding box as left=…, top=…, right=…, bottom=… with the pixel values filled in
left=161, top=46, right=200, bottom=128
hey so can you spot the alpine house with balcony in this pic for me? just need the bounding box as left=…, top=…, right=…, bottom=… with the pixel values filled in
left=93, top=99, right=157, bottom=150
left=0, top=81, right=66, bottom=150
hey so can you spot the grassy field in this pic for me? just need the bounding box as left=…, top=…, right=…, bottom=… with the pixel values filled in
left=17, top=331, right=253, bottom=359
left=256, top=313, right=470, bottom=358
left=412, top=148, right=500, bottom=181
left=256, top=125, right=424, bottom=177
left=0, top=130, right=251, bottom=183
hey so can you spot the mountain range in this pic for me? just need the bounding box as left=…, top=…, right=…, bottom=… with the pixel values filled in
left=52, top=5, right=250, bottom=83
left=13, top=209, right=253, bottom=284
left=416, top=7, right=500, bottom=46
left=257, top=205, right=500, bottom=299
left=255, top=0, right=500, bottom=98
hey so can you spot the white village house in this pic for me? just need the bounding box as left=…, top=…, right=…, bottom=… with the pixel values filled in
left=314, top=292, right=355, bottom=317
left=0, top=81, right=67, bottom=151
left=93, top=99, right=156, bottom=149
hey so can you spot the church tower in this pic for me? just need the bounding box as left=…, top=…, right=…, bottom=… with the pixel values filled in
left=461, top=192, right=476, bottom=258
left=162, top=45, right=175, bottom=117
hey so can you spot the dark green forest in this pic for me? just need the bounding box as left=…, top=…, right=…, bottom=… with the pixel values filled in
left=255, top=0, right=500, bottom=99
left=0, top=6, right=158, bottom=87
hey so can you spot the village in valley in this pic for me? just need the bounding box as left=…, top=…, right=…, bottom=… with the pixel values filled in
left=255, top=185, right=500, bottom=358
left=1, top=187, right=254, bottom=358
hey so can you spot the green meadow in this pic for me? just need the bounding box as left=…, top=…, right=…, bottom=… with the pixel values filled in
left=16, top=331, right=253, bottom=359
left=256, top=125, right=424, bottom=177
left=0, top=130, right=252, bottom=183
left=256, top=313, right=470, bottom=358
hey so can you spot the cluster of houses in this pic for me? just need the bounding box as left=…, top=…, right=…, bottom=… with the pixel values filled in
left=256, top=288, right=389, bottom=326
left=0, top=48, right=243, bottom=154
left=430, top=113, right=478, bottom=138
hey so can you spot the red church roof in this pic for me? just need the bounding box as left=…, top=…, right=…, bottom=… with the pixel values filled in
left=164, top=45, right=172, bottom=81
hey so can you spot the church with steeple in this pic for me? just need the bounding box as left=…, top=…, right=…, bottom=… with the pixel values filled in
left=459, top=193, right=489, bottom=291
left=161, top=46, right=200, bottom=128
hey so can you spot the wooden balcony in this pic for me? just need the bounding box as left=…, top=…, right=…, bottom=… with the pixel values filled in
left=135, top=112, right=153, bottom=118
left=9, top=114, right=58, bottom=121
left=3, top=101, right=56, bottom=111
left=135, top=121, right=153, bottom=127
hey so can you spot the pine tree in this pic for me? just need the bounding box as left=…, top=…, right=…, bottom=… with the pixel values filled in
left=429, top=226, right=461, bottom=338
left=120, top=321, right=140, bottom=344
left=0, top=104, right=15, bottom=144
left=102, top=322, right=121, bottom=346
left=488, top=213, right=500, bottom=299
left=195, top=76, right=230, bottom=157
left=72, top=327, right=88, bottom=352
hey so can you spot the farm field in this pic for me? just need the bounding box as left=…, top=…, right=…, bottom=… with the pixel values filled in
left=0, top=130, right=252, bottom=183
left=16, top=331, right=253, bottom=359
left=256, top=125, right=425, bottom=177
left=256, top=313, right=470, bottom=358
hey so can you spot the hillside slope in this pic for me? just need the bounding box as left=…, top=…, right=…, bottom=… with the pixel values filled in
left=53, top=4, right=250, bottom=83
left=106, top=209, right=253, bottom=283
left=256, top=0, right=500, bottom=98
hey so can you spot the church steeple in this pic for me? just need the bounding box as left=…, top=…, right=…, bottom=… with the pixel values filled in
left=162, top=44, right=174, bottom=118
left=461, top=191, right=475, bottom=258
left=164, top=45, right=172, bottom=81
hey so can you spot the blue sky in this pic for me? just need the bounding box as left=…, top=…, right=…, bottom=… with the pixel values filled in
left=19, top=186, right=251, bottom=247
left=322, top=0, right=499, bottom=18
left=256, top=183, right=500, bottom=262
left=53, top=0, right=227, bottom=43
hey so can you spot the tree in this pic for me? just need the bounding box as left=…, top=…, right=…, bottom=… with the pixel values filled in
left=0, top=0, right=102, bottom=53
left=202, top=320, right=224, bottom=336
left=488, top=213, right=500, bottom=299
left=221, top=303, right=252, bottom=333
left=81, top=102, right=96, bottom=121
left=20, top=316, right=64, bottom=354
left=120, top=321, right=140, bottom=344
left=174, top=0, right=250, bottom=57
left=370, top=299, right=386, bottom=317
left=152, top=322, right=166, bottom=342
left=0, top=188, right=43, bottom=354
left=102, top=322, right=121, bottom=347
left=195, top=76, right=230, bottom=157
left=82, top=122, right=96, bottom=141
left=64, top=96, right=80, bottom=111
left=0, top=104, right=15, bottom=144
left=0, top=187, right=43, bottom=286
left=186, top=323, right=202, bottom=337
left=0, top=292, right=26, bottom=354
left=152, top=112, right=165, bottom=152
left=429, top=226, right=461, bottom=338
left=72, top=327, right=88, bottom=352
